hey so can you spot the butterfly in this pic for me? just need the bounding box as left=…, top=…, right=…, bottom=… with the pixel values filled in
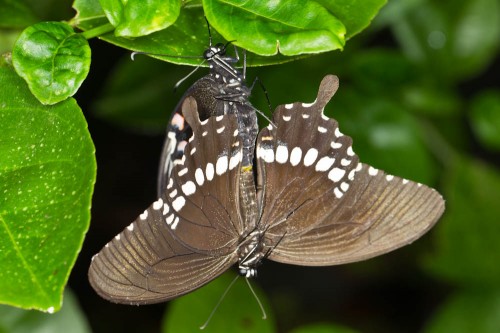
left=156, top=35, right=260, bottom=198
left=88, top=74, right=445, bottom=304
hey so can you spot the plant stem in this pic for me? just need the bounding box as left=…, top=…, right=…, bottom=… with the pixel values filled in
left=80, top=24, right=115, bottom=39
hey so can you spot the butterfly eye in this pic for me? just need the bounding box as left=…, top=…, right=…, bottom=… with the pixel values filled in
left=214, top=42, right=226, bottom=55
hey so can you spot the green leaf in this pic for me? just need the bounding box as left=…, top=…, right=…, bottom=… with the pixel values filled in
left=424, top=290, right=500, bottom=333
left=99, top=0, right=181, bottom=37
left=12, top=21, right=91, bottom=105
left=290, top=323, right=359, bottom=333
left=162, top=273, right=275, bottom=333
left=424, top=158, right=500, bottom=286
left=74, top=0, right=385, bottom=65
left=0, top=62, right=96, bottom=312
left=469, top=90, right=500, bottom=151
left=72, top=0, right=109, bottom=30
left=315, top=0, right=387, bottom=38
left=0, top=288, right=91, bottom=333
left=203, top=0, right=346, bottom=56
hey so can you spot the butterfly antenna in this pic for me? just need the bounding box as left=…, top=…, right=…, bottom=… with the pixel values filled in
left=130, top=51, right=202, bottom=61
left=245, top=278, right=267, bottom=319
left=173, top=60, right=207, bottom=92
left=204, top=16, right=213, bottom=47
left=200, top=275, right=240, bottom=330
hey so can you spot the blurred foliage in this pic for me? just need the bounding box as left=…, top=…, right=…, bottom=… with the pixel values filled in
left=162, top=273, right=275, bottom=333
left=0, top=0, right=499, bottom=332
left=0, top=289, right=91, bottom=333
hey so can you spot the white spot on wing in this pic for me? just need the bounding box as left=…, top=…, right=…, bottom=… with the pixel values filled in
left=335, top=128, right=343, bottom=137
left=206, top=163, right=214, bottom=181
left=115, top=234, right=120, bottom=240
left=402, top=178, right=409, bottom=184
left=302, top=113, right=310, bottom=119
left=181, top=181, right=196, bottom=196
left=216, top=115, right=223, bottom=121
left=264, top=148, right=275, bottom=163
left=140, top=210, right=148, bottom=220
left=334, top=188, right=344, bottom=198
left=347, top=146, right=355, bottom=156
left=290, top=147, right=302, bottom=166
left=172, top=196, right=186, bottom=211
left=166, top=214, right=174, bottom=225
left=195, top=168, right=204, bottom=186
left=328, top=167, right=345, bottom=182
left=217, top=126, right=225, bottom=133
left=386, top=175, right=394, bottom=181
left=368, top=166, right=378, bottom=176
left=315, top=156, right=335, bottom=171
left=127, top=224, right=134, bottom=231
left=331, top=141, right=342, bottom=149
left=340, top=158, right=351, bottom=166
left=171, top=217, right=180, bottom=229
left=285, top=103, right=293, bottom=109
left=190, top=147, right=197, bottom=155
left=276, top=145, right=289, bottom=164
left=229, top=151, right=242, bottom=170
left=340, top=182, right=349, bottom=192
left=303, top=148, right=319, bottom=166
left=282, top=115, right=291, bottom=121
left=153, top=198, right=163, bottom=210
left=302, top=101, right=315, bottom=107
left=318, top=126, right=327, bottom=133
left=216, top=155, right=228, bottom=175
left=178, top=168, right=188, bottom=176
left=169, top=189, right=177, bottom=198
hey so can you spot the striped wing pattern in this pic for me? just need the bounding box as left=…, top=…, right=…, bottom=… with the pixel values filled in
left=256, top=75, right=445, bottom=266
left=89, top=97, right=244, bottom=304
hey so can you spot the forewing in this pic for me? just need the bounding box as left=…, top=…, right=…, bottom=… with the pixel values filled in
left=89, top=97, right=244, bottom=304
left=256, top=75, right=445, bottom=266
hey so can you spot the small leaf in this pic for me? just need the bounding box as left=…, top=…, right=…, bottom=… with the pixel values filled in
left=0, top=63, right=96, bottom=311
left=469, top=90, right=500, bottom=151
left=163, top=273, right=275, bottom=333
left=0, top=288, right=91, bottom=333
left=12, top=21, right=91, bottom=105
left=100, top=0, right=181, bottom=37
left=423, top=290, right=500, bottom=333
left=204, top=0, right=346, bottom=56
left=425, top=158, right=500, bottom=286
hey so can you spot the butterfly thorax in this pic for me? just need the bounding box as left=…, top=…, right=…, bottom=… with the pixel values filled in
left=207, top=52, right=258, bottom=167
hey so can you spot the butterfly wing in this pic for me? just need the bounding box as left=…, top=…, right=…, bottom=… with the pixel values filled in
left=89, top=97, right=245, bottom=304
left=157, top=77, right=222, bottom=197
left=256, top=75, right=445, bottom=266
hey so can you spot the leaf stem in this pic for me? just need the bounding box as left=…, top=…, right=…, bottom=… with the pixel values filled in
left=80, top=24, right=115, bottom=40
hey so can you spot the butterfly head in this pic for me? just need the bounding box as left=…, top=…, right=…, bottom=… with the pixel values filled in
left=203, top=43, right=227, bottom=60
